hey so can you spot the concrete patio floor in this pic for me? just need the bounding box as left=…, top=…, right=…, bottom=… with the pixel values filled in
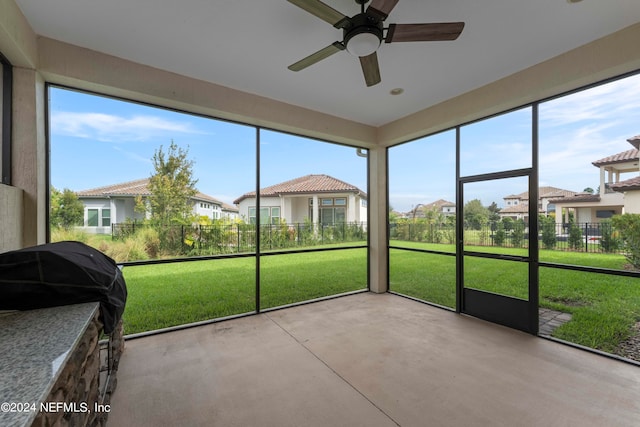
left=108, top=293, right=640, bottom=427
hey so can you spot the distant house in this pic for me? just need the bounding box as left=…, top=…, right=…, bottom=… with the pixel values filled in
left=233, top=174, right=367, bottom=225
left=75, top=178, right=239, bottom=234
left=406, top=199, right=456, bottom=219
left=499, top=187, right=577, bottom=223
left=549, top=135, right=639, bottom=224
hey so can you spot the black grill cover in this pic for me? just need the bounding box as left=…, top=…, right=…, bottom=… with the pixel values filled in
left=0, top=241, right=127, bottom=334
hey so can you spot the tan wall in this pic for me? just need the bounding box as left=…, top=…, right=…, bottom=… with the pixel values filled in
left=36, top=38, right=377, bottom=150
left=12, top=67, right=47, bottom=247
left=0, top=183, right=23, bottom=252
left=623, top=191, right=640, bottom=214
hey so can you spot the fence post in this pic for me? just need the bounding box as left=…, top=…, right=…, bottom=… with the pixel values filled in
left=585, top=222, right=589, bottom=253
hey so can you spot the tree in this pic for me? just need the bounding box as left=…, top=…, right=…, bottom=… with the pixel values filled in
left=148, top=141, right=198, bottom=226
left=501, top=216, right=514, bottom=231
left=464, top=199, right=489, bottom=230
left=612, top=214, right=640, bottom=269
left=50, top=186, right=84, bottom=229
left=487, top=201, right=501, bottom=223
left=583, top=187, right=595, bottom=194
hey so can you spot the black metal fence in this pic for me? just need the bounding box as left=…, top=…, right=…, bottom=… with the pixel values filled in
left=112, top=221, right=367, bottom=255
left=389, top=221, right=624, bottom=254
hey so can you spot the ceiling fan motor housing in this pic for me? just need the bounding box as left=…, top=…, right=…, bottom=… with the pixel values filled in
left=343, top=13, right=384, bottom=57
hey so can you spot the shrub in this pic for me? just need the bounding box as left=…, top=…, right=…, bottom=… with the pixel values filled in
left=136, top=227, right=161, bottom=258
left=103, top=236, right=149, bottom=263
left=599, top=220, right=621, bottom=253
left=442, top=226, right=456, bottom=244
left=50, top=227, right=91, bottom=244
left=511, top=220, right=525, bottom=248
left=493, top=222, right=506, bottom=246
left=567, top=221, right=584, bottom=250
left=540, top=216, right=557, bottom=249
left=611, top=214, right=640, bottom=269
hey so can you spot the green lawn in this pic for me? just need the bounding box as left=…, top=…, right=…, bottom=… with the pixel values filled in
left=121, top=242, right=639, bottom=356
left=121, top=248, right=367, bottom=334
left=389, top=246, right=639, bottom=353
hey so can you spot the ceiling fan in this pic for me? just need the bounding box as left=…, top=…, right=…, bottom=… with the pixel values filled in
left=287, top=0, right=465, bottom=87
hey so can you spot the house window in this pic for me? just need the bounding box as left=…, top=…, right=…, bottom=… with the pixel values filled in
left=314, top=198, right=347, bottom=225
left=249, top=206, right=281, bottom=224
left=596, top=210, right=615, bottom=219
left=102, top=209, right=111, bottom=227
left=270, top=207, right=280, bottom=224
left=87, top=209, right=99, bottom=227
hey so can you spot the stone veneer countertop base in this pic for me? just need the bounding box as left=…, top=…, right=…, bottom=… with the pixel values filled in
left=0, top=302, right=99, bottom=427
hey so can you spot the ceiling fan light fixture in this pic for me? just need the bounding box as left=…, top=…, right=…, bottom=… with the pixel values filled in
left=346, top=32, right=381, bottom=57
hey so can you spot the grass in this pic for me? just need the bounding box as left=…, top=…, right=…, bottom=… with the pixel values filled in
left=121, top=248, right=367, bottom=334
left=389, top=246, right=640, bottom=353
left=121, top=240, right=639, bottom=356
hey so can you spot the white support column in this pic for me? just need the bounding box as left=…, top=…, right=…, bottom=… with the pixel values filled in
left=312, top=195, right=319, bottom=226
left=368, top=146, right=388, bottom=294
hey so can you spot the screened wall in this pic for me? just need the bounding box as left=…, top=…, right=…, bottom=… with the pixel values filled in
left=48, top=86, right=368, bottom=335
left=388, top=71, right=640, bottom=361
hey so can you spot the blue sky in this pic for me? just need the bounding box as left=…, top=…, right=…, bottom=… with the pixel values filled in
left=49, top=88, right=368, bottom=206
left=50, top=72, right=640, bottom=213
left=389, top=72, right=640, bottom=211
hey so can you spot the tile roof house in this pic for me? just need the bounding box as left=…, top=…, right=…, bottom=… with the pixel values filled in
left=499, top=187, right=577, bottom=223
left=549, top=135, right=640, bottom=224
left=76, top=178, right=238, bottom=234
left=406, top=199, right=456, bottom=219
left=233, top=174, right=367, bottom=225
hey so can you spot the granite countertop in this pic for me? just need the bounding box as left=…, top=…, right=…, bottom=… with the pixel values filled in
left=0, top=303, right=99, bottom=427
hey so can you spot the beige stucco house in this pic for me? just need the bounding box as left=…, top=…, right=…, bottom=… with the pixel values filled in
left=550, top=136, right=639, bottom=224
left=406, top=199, right=456, bottom=219
left=233, top=174, right=367, bottom=226
left=499, top=187, right=577, bottom=223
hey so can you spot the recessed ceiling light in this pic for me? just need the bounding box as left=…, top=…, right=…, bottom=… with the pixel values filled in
left=390, top=88, right=404, bottom=95
left=567, top=0, right=583, bottom=3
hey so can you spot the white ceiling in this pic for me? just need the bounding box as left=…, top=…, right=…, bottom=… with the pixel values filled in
left=14, top=0, right=640, bottom=126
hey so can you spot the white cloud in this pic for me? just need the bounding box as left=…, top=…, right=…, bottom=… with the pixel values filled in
left=537, top=74, right=640, bottom=191
left=540, top=74, right=640, bottom=127
left=51, top=112, right=206, bottom=142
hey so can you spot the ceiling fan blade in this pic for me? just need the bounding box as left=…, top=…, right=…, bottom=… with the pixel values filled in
left=367, top=0, right=399, bottom=21
left=288, top=42, right=345, bottom=72
left=359, top=52, right=381, bottom=87
left=287, top=0, right=350, bottom=28
left=385, top=22, right=465, bottom=43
